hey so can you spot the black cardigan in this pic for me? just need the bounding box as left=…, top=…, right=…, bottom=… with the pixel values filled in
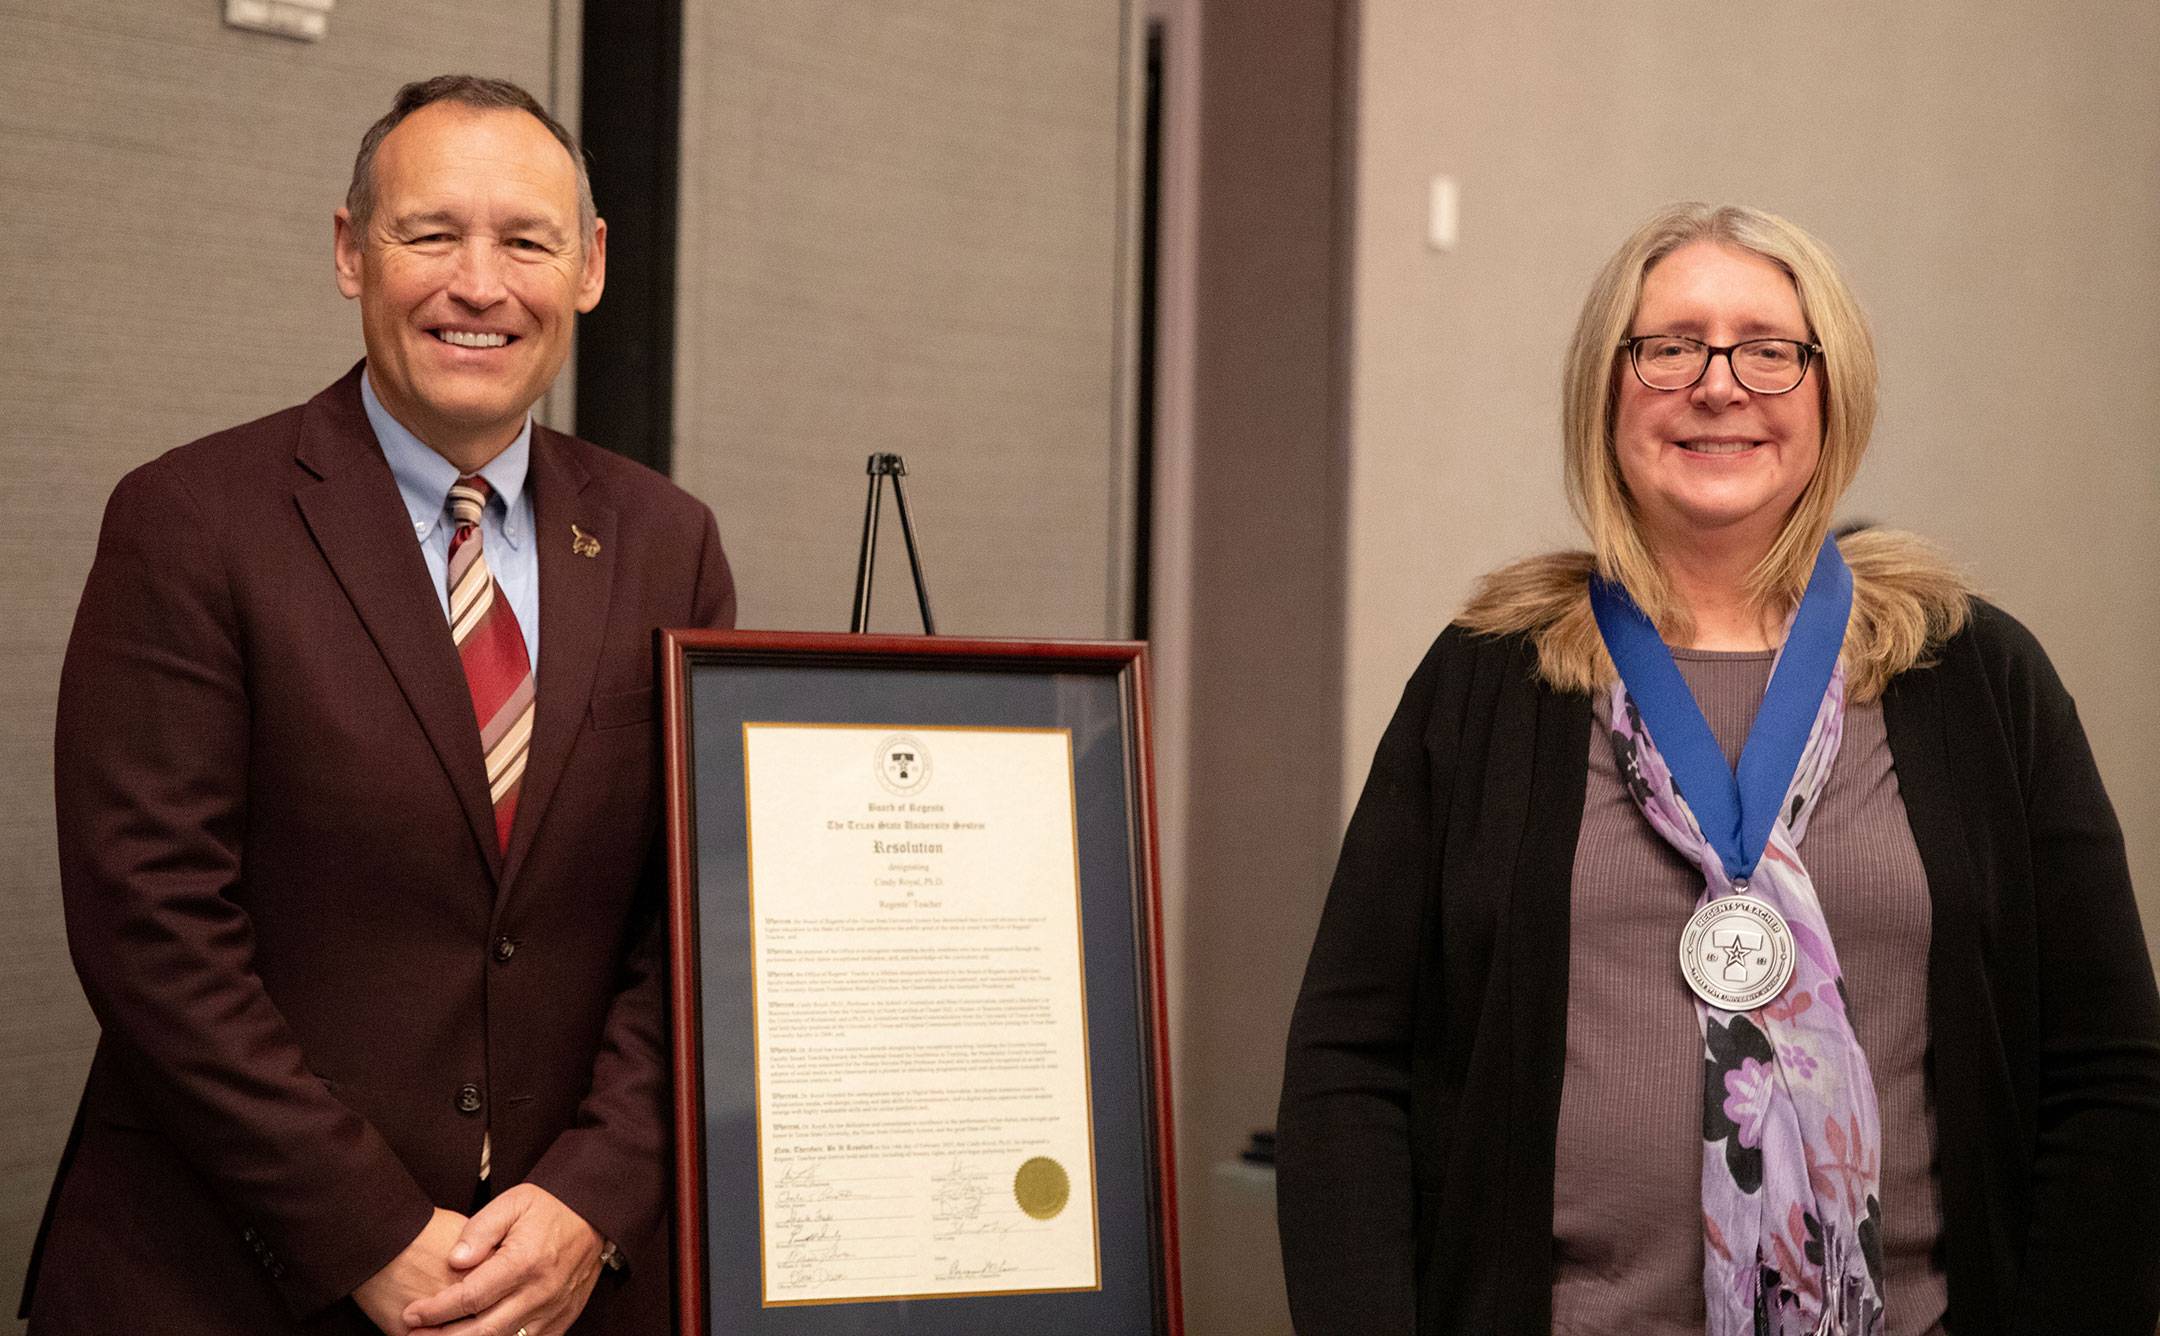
left=1276, top=601, right=2160, bottom=1334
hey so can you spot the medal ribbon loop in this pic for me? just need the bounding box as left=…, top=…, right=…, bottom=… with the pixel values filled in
left=1589, top=537, right=1853, bottom=885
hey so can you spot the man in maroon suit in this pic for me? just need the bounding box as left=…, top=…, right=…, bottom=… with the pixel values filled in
left=23, top=75, right=731, bottom=1334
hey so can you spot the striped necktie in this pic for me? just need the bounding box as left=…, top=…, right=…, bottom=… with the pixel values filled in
left=446, top=476, right=534, bottom=853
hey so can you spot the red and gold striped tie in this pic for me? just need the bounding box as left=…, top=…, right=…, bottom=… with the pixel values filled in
left=446, top=476, right=534, bottom=852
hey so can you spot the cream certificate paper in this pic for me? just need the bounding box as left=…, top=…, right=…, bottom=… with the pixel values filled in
left=742, top=724, right=1101, bottom=1306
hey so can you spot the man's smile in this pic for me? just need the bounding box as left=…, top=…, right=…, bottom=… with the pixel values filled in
left=430, top=328, right=515, bottom=349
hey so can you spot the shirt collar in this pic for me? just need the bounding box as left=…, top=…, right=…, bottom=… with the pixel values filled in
left=361, top=366, right=533, bottom=547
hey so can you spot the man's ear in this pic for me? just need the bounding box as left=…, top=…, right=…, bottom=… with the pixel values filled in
left=333, top=207, right=364, bottom=300
left=576, top=216, right=607, bottom=314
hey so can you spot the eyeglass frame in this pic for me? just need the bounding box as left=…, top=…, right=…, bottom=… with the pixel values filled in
left=1617, top=334, right=1823, bottom=395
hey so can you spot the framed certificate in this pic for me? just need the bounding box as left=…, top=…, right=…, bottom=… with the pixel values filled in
left=660, top=630, right=1183, bottom=1334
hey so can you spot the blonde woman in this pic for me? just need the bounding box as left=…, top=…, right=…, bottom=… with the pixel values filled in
left=1276, top=203, right=2160, bottom=1335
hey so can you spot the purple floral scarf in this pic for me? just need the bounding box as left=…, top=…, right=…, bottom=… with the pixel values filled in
left=1607, top=660, right=1886, bottom=1335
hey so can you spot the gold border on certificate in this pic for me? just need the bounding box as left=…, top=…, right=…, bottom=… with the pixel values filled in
left=742, top=723, right=1101, bottom=1306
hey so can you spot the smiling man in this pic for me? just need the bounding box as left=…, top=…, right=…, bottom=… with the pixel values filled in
left=23, top=76, right=732, bottom=1335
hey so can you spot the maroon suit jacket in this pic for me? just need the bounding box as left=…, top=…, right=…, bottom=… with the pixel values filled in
left=25, top=366, right=734, bottom=1333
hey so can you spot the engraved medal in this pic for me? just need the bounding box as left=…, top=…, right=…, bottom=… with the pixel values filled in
left=1677, top=890, right=1795, bottom=1012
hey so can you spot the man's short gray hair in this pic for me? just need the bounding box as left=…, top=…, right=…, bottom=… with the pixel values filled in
left=345, top=74, right=597, bottom=248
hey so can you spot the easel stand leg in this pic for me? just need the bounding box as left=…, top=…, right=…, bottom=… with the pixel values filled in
left=847, top=453, right=937, bottom=635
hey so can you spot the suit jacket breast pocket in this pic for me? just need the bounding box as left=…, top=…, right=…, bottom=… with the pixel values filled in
left=588, top=685, right=654, bottom=731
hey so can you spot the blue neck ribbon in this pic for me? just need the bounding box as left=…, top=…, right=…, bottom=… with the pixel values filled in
left=1589, top=536, right=1853, bottom=886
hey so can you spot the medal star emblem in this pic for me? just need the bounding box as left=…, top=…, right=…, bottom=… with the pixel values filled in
left=1682, top=901, right=1794, bottom=1011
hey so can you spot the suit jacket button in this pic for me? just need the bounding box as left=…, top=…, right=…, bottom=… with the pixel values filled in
left=493, top=937, right=517, bottom=963
left=455, top=1083, right=483, bottom=1115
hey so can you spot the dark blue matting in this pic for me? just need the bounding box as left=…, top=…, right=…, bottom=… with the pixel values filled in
left=688, top=660, right=1163, bottom=1334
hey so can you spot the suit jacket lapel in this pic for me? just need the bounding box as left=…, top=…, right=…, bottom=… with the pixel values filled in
left=292, top=368, right=505, bottom=881
left=500, top=427, right=615, bottom=889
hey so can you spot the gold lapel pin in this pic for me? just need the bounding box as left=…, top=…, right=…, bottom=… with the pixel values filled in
left=570, top=524, right=601, bottom=558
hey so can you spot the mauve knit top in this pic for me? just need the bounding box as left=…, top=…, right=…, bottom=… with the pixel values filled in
left=1550, top=647, right=1949, bottom=1336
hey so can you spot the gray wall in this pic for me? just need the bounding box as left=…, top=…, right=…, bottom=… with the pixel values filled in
left=0, top=1, right=575, bottom=1320
left=671, top=1, right=1141, bottom=638
left=1148, top=2, right=1352, bottom=1332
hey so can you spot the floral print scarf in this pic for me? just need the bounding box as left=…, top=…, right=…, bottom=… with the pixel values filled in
left=1607, top=660, right=1886, bottom=1335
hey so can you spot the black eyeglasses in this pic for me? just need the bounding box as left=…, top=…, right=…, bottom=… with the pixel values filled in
left=1619, top=335, right=1822, bottom=395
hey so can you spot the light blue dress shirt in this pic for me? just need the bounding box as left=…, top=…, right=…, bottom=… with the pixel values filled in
left=361, top=369, right=541, bottom=669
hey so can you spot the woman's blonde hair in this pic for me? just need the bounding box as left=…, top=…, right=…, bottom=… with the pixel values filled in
left=1462, top=203, right=1968, bottom=700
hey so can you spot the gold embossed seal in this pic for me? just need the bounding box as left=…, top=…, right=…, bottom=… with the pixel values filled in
left=1013, top=1156, right=1070, bottom=1220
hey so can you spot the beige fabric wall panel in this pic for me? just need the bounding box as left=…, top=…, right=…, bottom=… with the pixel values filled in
left=0, top=2, right=569, bottom=1318
left=1341, top=2, right=2160, bottom=956
left=672, top=2, right=1140, bottom=636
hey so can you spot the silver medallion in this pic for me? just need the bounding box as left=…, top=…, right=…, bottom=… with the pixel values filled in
left=1678, top=893, right=1795, bottom=1012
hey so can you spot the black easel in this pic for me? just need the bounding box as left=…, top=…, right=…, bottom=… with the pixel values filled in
left=848, top=453, right=937, bottom=634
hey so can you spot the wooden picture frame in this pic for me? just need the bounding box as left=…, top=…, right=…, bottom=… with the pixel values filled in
left=660, top=630, right=1183, bottom=1334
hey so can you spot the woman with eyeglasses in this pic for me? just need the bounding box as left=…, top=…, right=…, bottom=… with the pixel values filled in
left=1275, top=202, right=2160, bottom=1335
